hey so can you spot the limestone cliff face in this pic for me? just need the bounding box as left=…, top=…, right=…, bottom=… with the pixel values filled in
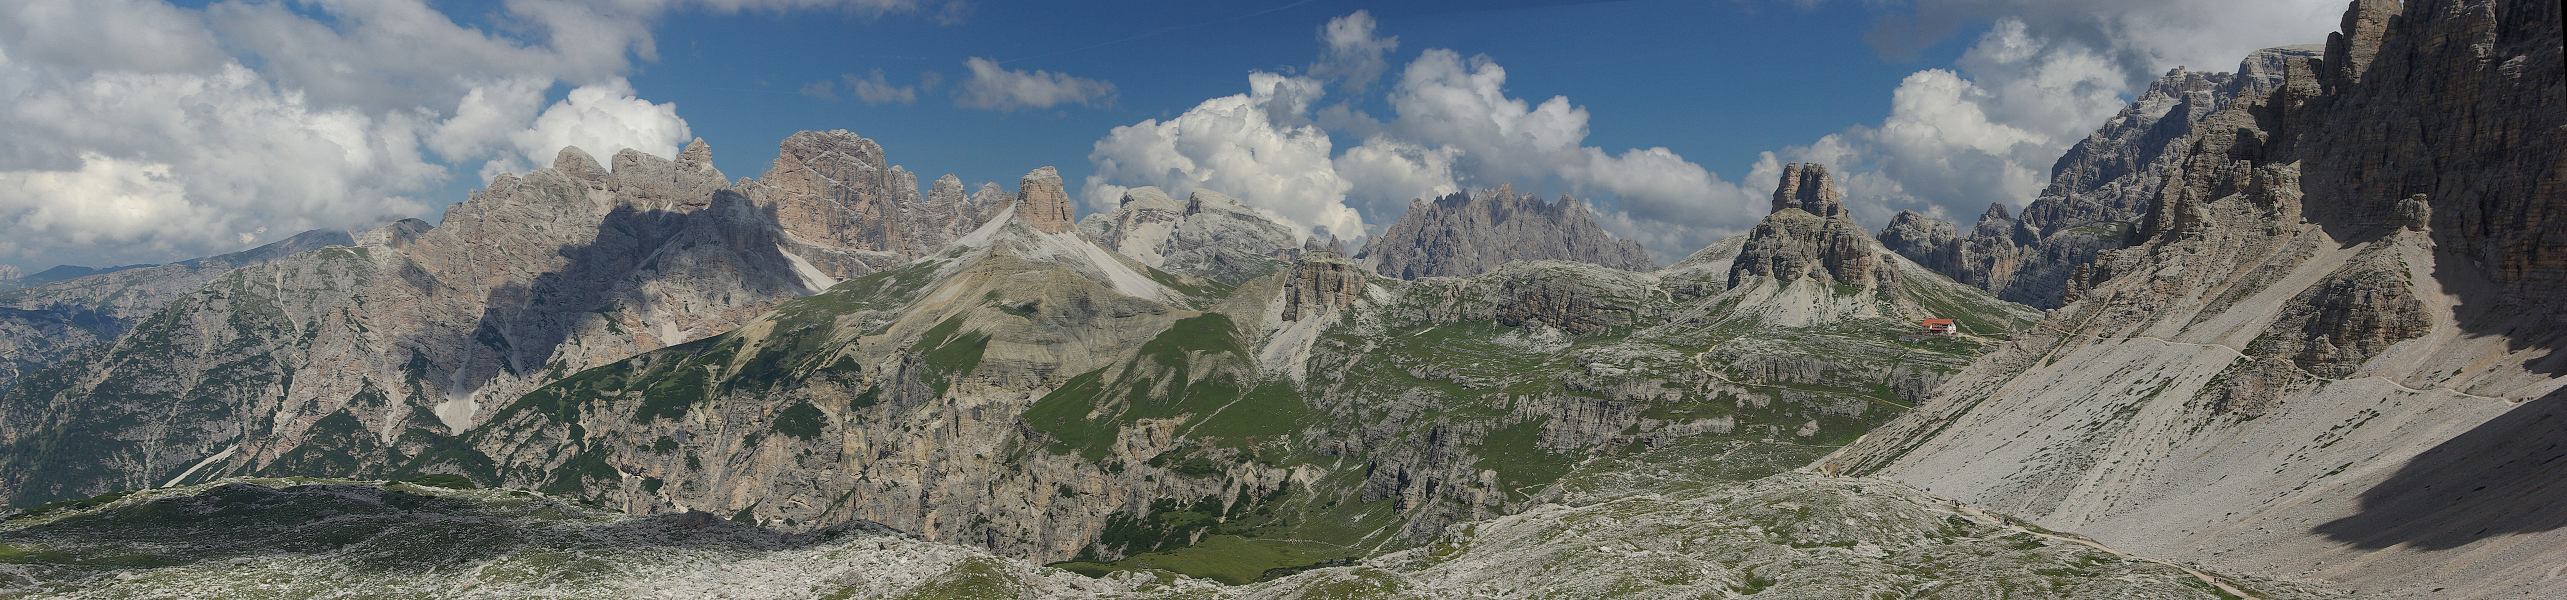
left=1835, top=1, right=2567, bottom=597
left=1358, top=186, right=1654, bottom=279
left=1279, top=253, right=1363, bottom=323
left=743, top=130, right=999, bottom=264
left=1884, top=51, right=2317, bottom=308
left=0, top=139, right=888, bottom=506
left=1012, top=167, right=1078, bottom=234
left=1081, top=187, right=1300, bottom=285
left=1770, top=162, right=1846, bottom=217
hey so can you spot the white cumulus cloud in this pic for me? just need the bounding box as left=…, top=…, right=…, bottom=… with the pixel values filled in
left=1334, top=137, right=1459, bottom=220
left=0, top=0, right=944, bottom=269
left=0, top=62, right=441, bottom=265
left=1083, top=72, right=1363, bottom=241
left=483, top=79, right=694, bottom=180
left=1378, top=49, right=1764, bottom=256
left=1082, top=12, right=1768, bottom=259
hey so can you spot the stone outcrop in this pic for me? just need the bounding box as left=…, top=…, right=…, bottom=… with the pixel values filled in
left=1730, top=163, right=1889, bottom=288
left=2246, top=252, right=2432, bottom=377
left=1280, top=253, right=1364, bottom=322
left=1358, top=185, right=1654, bottom=279
left=1081, top=187, right=1300, bottom=284
left=1771, top=163, right=1847, bottom=216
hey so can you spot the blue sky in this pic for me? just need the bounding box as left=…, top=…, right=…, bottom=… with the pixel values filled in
left=624, top=0, right=1968, bottom=202
left=0, top=0, right=2348, bottom=269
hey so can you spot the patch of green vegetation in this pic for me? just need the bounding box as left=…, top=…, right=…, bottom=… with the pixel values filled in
left=1185, top=381, right=1310, bottom=448
left=265, top=410, right=378, bottom=478
left=773, top=400, right=827, bottom=441
left=1092, top=496, right=1229, bottom=559
left=537, top=449, right=617, bottom=497
left=848, top=386, right=882, bottom=411
left=1055, top=534, right=1356, bottom=586
left=635, top=352, right=723, bottom=423
left=911, top=316, right=993, bottom=395
left=1900, top=280, right=2034, bottom=338
left=1021, top=369, right=1115, bottom=459
left=1472, top=418, right=1575, bottom=498
left=1021, top=314, right=1258, bottom=460
left=1135, top=313, right=1247, bottom=367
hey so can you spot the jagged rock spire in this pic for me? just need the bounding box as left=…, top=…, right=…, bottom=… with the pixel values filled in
left=1732, top=162, right=1885, bottom=287
left=1771, top=163, right=1846, bottom=217
left=1014, top=167, right=1076, bottom=234
left=676, top=138, right=715, bottom=175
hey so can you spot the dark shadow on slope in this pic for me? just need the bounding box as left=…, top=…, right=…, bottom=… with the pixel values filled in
left=2313, top=387, right=2567, bottom=549
left=445, top=190, right=811, bottom=395
left=0, top=482, right=864, bottom=574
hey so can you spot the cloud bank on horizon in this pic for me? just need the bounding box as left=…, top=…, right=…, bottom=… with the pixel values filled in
left=0, top=0, right=2343, bottom=269
left=0, top=0, right=959, bottom=269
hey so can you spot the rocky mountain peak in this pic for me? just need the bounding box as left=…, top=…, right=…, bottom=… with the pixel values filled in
left=743, top=129, right=993, bottom=265
left=1879, top=44, right=2322, bottom=309
left=607, top=143, right=728, bottom=210
left=1012, top=167, right=1076, bottom=234
left=676, top=138, right=715, bottom=174
left=1771, top=162, right=1846, bottom=217
left=1972, top=203, right=2019, bottom=238
left=1975, top=203, right=2013, bottom=224
left=1080, top=185, right=1300, bottom=284
left=1183, top=189, right=1247, bottom=215
left=928, top=174, right=967, bottom=207
left=1359, top=185, right=1654, bottom=278
left=1878, top=211, right=1961, bottom=273
left=1731, top=162, right=1887, bottom=288
left=551, top=146, right=609, bottom=186
left=355, top=218, right=432, bottom=249
left=2321, top=0, right=2402, bottom=91
left=1302, top=231, right=1346, bottom=257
